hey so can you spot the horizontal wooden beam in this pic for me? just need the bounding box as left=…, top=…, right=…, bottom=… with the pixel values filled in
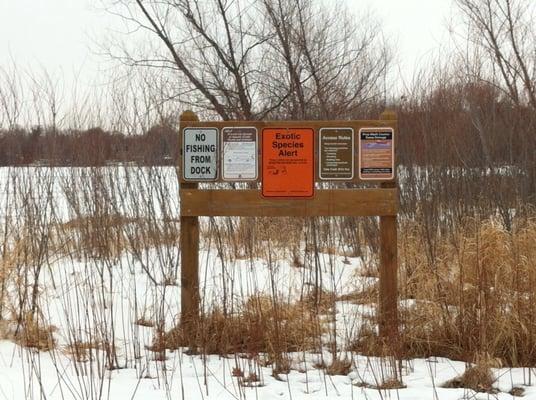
left=180, top=119, right=397, bottom=129
left=180, top=189, right=398, bottom=217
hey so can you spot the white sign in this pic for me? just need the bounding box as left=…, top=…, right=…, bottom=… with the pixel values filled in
left=183, top=128, right=218, bottom=181
left=222, top=127, right=258, bottom=181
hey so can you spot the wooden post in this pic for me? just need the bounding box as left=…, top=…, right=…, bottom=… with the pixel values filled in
left=179, top=110, right=200, bottom=338
left=379, top=110, right=398, bottom=339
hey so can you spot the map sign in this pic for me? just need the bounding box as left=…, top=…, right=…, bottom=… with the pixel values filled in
left=222, top=127, right=258, bottom=181
left=319, top=128, right=354, bottom=180
left=262, top=128, right=314, bottom=198
left=183, top=128, right=218, bottom=181
left=358, top=128, right=394, bottom=180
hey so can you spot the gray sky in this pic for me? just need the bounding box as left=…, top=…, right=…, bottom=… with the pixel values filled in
left=0, top=0, right=456, bottom=99
left=361, top=0, right=455, bottom=70
left=0, top=0, right=112, bottom=85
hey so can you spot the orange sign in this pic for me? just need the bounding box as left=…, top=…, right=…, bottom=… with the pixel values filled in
left=262, top=128, right=314, bottom=198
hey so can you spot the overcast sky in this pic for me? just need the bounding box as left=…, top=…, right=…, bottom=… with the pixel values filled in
left=0, top=0, right=456, bottom=95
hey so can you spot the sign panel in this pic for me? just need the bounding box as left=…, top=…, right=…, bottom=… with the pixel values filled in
left=222, top=127, right=258, bottom=181
left=183, top=128, right=218, bottom=181
left=262, top=128, right=314, bottom=198
left=319, top=128, right=354, bottom=180
left=358, top=128, right=394, bottom=180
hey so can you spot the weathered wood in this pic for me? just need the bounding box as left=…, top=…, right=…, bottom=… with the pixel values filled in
left=179, top=111, right=200, bottom=335
left=379, top=110, right=399, bottom=339
left=179, top=119, right=395, bottom=129
left=180, top=188, right=398, bottom=217
left=177, top=108, right=400, bottom=345
left=379, top=210, right=398, bottom=337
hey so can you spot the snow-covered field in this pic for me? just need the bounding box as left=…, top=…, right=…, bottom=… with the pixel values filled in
left=0, top=166, right=534, bottom=399
left=3, top=340, right=535, bottom=400
left=2, top=247, right=534, bottom=400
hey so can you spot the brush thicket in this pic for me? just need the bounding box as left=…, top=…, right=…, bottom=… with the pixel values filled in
left=398, top=216, right=536, bottom=366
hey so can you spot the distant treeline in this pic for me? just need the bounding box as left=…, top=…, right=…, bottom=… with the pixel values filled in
left=398, top=82, right=536, bottom=168
left=0, top=124, right=178, bottom=166
left=0, top=82, right=535, bottom=173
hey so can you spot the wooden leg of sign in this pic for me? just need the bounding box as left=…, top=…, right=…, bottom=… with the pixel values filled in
left=180, top=186, right=200, bottom=345
left=179, top=110, right=201, bottom=346
left=379, top=182, right=398, bottom=339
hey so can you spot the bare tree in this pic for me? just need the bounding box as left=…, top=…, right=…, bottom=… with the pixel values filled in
left=0, top=62, right=24, bottom=130
left=101, top=0, right=391, bottom=120
left=259, top=0, right=390, bottom=119
left=454, top=0, right=536, bottom=110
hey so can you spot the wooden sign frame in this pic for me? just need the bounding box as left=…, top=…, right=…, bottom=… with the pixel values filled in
left=178, top=110, right=399, bottom=342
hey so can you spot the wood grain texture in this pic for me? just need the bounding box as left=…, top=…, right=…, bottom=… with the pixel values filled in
left=177, top=110, right=400, bottom=344
left=379, top=181, right=398, bottom=338
left=179, top=111, right=200, bottom=336
left=180, top=188, right=398, bottom=217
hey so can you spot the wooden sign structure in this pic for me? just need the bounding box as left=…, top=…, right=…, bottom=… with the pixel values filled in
left=179, top=110, right=398, bottom=339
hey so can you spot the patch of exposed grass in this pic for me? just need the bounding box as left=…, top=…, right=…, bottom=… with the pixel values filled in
left=14, top=313, right=56, bottom=351
left=326, top=357, right=352, bottom=375
left=153, top=295, right=326, bottom=358
left=64, top=340, right=102, bottom=362
left=443, top=364, right=497, bottom=393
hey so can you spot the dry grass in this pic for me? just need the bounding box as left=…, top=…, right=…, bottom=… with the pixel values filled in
left=354, top=377, right=406, bottom=390
left=444, top=364, right=496, bottom=393
left=59, top=215, right=179, bottom=259
left=0, top=319, right=14, bottom=340
left=376, top=378, right=406, bottom=390
left=134, top=317, right=155, bottom=327
left=3, top=194, right=536, bottom=372
left=153, top=295, right=326, bottom=358
left=398, top=216, right=536, bottom=365
left=64, top=340, right=103, bottom=362
left=13, top=313, right=56, bottom=351
left=227, top=217, right=305, bottom=259
left=338, top=284, right=378, bottom=304
left=510, top=386, right=525, bottom=396
left=325, top=357, right=352, bottom=375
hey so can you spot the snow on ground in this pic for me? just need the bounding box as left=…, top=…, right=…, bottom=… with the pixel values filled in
left=1, top=246, right=535, bottom=399
left=2, top=339, right=536, bottom=399
left=1, top=166, right=535, bottom=399
left=0, top=166, right=181, bottom=223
